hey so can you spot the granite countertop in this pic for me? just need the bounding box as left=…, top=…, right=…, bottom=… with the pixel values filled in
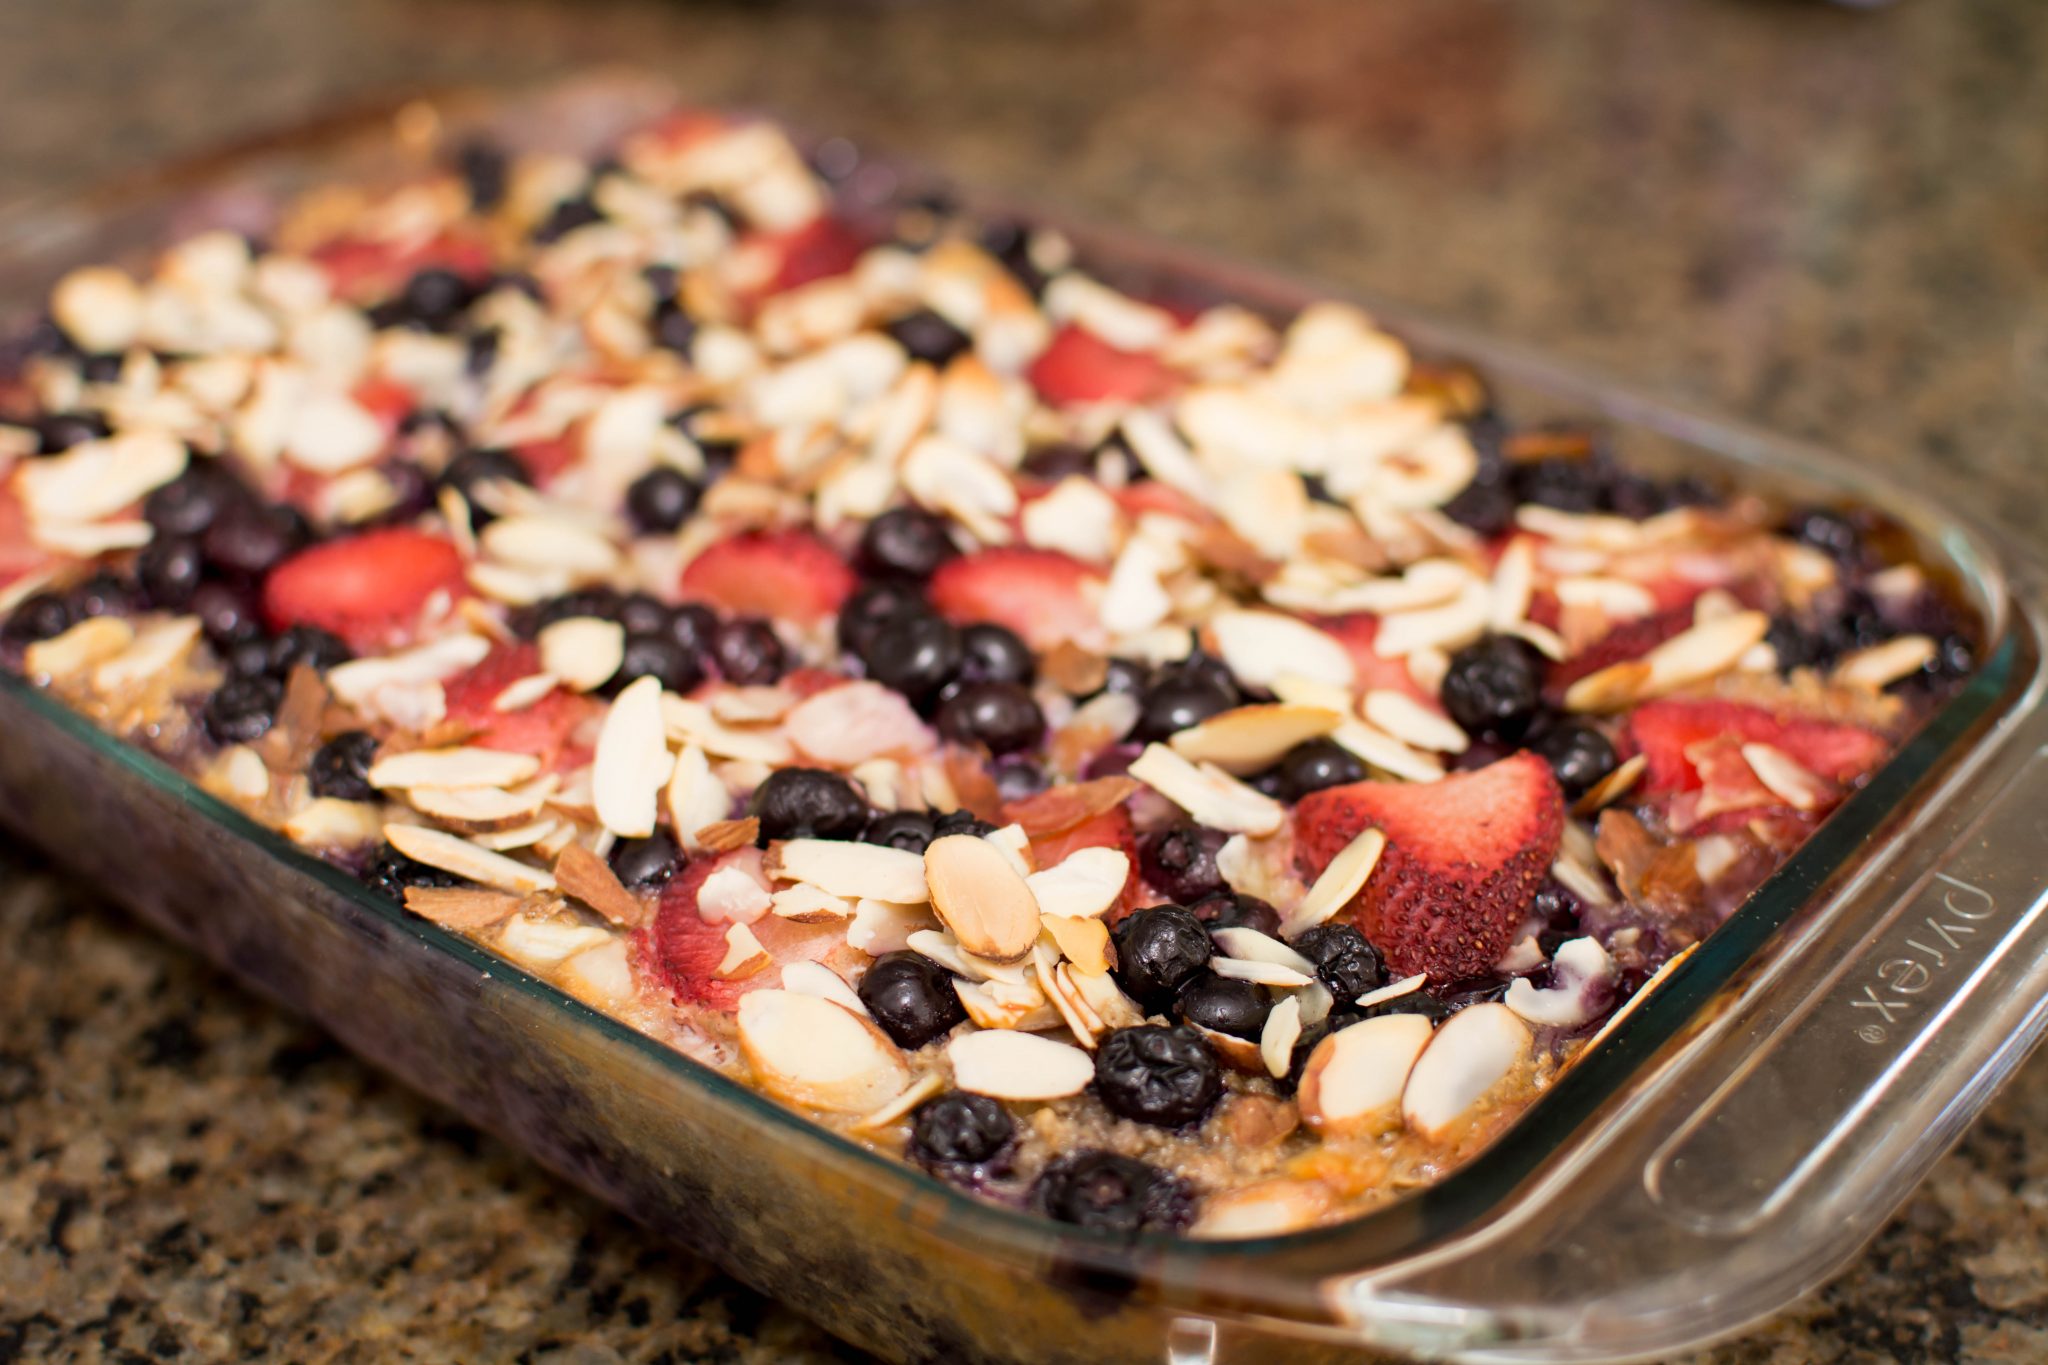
left=2, top=0, right=2045, bottom=1359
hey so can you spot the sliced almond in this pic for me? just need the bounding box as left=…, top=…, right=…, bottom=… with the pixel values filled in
left=847, top=898, right=938, bottom=955
left=1025, top=847, right=1130, bottom=921
left=780, top=960, right=867, bottom=1017
left=283, top=797, right=384, bottom=849
left=537, top=616, right=626, bottom=692
left=24, top=616, right=135, bottom=680
left=1329, top=720, right=1444, bottom=784
left=408, top=783, right=548, bottom=832
left=384, top=823, right=557, bottom=894
left=1298, top=1014, right=1433, bottom=1136
left=472, top=820, right=562, bottom=854
left=946, top=1029, right=1094, bottom=1101
left=1357, top=973, right=1428, bottom=1009
left=984, top=822, right=1036, bottom=878
left=1127, top=743, right=1285, bottom=836
left=1401, top=1001, right=1531, bottom=1141
left=737, top=990, right=910, bottom=1114
left=1065, top=962, right=1146, bottom=1030
left=558, top=939, right=636, bottom=1011
left=1212, top=957, right=1314, bottom=988
left=1038, top=913, right=1113, bottom=975
left=1037, top=950, right=1101, bottom=1049
left=1191, top=1179, right=1332, bottom=1239
left=1360, top=691, right=1468, bottom=755
left=955, top=978, right=1057, bottom=1032
left=660, top=694, right=794, bottom=765
left=491, top=672, right=559, bottom=713
left=694, top=816, right=760, bottom=853
left=592, top=674, right=673, bottom=837
left=553, top=843, right=647, bottom=927
left=15, top=429, right=186, bottom=526
left=1259, top=994, right=1304, bottom=1079
left=1168, top=703, right=1344, bottom=774
left=665, top=742, right=733, bottom=852
left=1564, top=611, right=1769, bottom=712
left=400, top=885, right=524, bottom=931
left=1373, top=581, right=1493, bottom=658
left=497, top=916, right=614, bottom=968
left=1832, top=634, right=1937, bottom=690
left=924, top=834, right=1041, bottom=963
left=480, top=515, right=620, bottom=576
left=369, top=746, right=540, bottom=792
left=1211, top=927, right=1318, bottom=976
left=776, top=838, right=930, bottom=902
left=1741, top=742, right=1830, bottom=811
left=1488, top=538, right=1535, bottom=628
left=1572, top=752, right=1646, bottom=815
left=1208, top=610, right=1354, bottom=690
left=1281, top=827, right=1386, bottom=938
left=717, top=922, right=772, bottom=979
left=1504, top=937, right=1615, bottom=1028
left=697, top=863, right=772, bottom=924
left=770, top=883, right=854, bottom=922
left=850, top=1070, right=946, bottom=1133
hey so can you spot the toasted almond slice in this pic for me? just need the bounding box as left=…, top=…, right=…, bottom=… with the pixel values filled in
left=401, top=886, right=525, bottom=931
left=717, top=922, right=772, bottom=978
left=327, top=633, right=490, bottom=706
left=1832, top=634, right=1937, bottom=690
left=1357, top=973, right=1428, bottom=1009
left=553, top=843, right=647, bottom=927
left=1572, top=752, right=1646, bottom=815
left=1329, top=720, right=1444, bottom=784
left=946, top=1029, right=1094, bottom=1101
left=781, top=960, right=868, bottom=1016
left=1551, top=853, right=1614, bottom=908
left=1282, top=827, right=1387, bottom=937
left=491, top=671, right=559, bottom=713
left=1212, top=957, right=1314, bottom=988
left=1211, top=927, right=1318, bottom=975
left=1564, top=610, right=1770, bottom=712
left=23, top=616, right=134, bottom=680
left=1401, top=1001, right=1531, bottom=1140
left=770, top=883, right=854, bottom=922
left=697, top=863, right=772, bottom=924
left=384, top=823, right=557, bottom=894
left=1514, top=504, right=1644, bottom=550
left=592, top=675, right=673, bottom=838
left=1259, top=995, right=1304, bottom=1079
left=1556, top=575, right=1656, bottom=619
left=1208, top=610, right=1354, bottom=690
left=369, top=746, right=540, bottom=792
left=665, top=743, right=732, bottom=852
left=924, top=834, right=1041, bottom=963
left=1269, top=672, right=1353, bottom=713
left=1503, top=937, right=1615, bottom=1028
left=738, top=990, right=910, bottom=1114
left=659, top=694, right=794, bottom=765
left=1374, top=581, right=1493, bottom=657
left=52, top=264, right=145, bottom=352
left=1032, top=940, right=1098, bottom=1046
left=1168, top=703, right=1344, bottom=774
left=474, top=818, right=558, bottom=852
left=1025, top=847, right=1130, bottom=921
left=408, top=783, right=549, bottom=832
left=33, top=519, right=154, bottom=557
left=1298, top=1014, right=1434, bottom=1136
left=984, top=822, right=1036, bottom=878
left=955, top=978, right=1056, bottom=1031
left=709, top=685, right=798, bottom=726
left=480, top=515, right=620, bottom=575
left=1489, top=538, right=1535, bottom=628
left=1360, top=692, right=1468, bottom=755
left=1741, top=742, right=1830, bottom=811
left=850, top=1069, right=945, bottom=1133
left=1119, top=409, right=1215, bottom=502
left=206, top=745, right=270, bottom=802
left=497, top=916, right=615, bottom=968
left=776, top=838, right=930, bottom=902
left=1038, top=913, right=1113, bottom=975
left=844, top=899, right=935, bottom=957
left=537, top=616, right=626, bottom=692
left=694, top=816, right=761, bottom=853
left=16, top=430, right=186, bottom=526
left=1191, top=1179, right=1332, bottom=1239
left=558, top=939, right=635, bottom=1010
left=1127, top=743, right=1286, bottom=836
left=283, top=797, right=384, bottom=849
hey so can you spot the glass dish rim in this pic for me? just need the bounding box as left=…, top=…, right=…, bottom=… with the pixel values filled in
left=0, top=71, right=2029, bottom=1286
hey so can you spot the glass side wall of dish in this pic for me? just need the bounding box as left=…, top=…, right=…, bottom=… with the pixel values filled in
left=0, top=106, right=1974, bottom=1241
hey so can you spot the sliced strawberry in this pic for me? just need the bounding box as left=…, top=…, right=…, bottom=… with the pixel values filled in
left=677, top=529, right=855, bottom=626
left=1622, top=699, right=1888, bottom=796
left=1027, top=805, right=1144, bottom=919
left=748, top=216, right=867, bottom=297
left=512, top=431, right=581, bottom=485
left=1294, top=752, right=1564, bottom=980
left=261, top=527, right=467, bottom=654
left=1542, top=604, right=1695, bottom=705
left=1027, top=324, right=1177, bottom=407
left=442, top=642, right=595, bottom=770
left=1320, top=614, right=1436, bottom=704
left=647, top=849, right=841, bottom=1012
left=350, top=376, right=416, bottom=435
left=927, top=548, right=1105, bottom=652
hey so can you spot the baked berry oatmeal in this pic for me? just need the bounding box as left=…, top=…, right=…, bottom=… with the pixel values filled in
left=0, top=107, right=1976, bottom=1240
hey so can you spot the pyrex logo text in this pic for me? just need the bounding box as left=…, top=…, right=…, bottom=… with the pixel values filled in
left=1850, top=873, right=1998, bottom=1044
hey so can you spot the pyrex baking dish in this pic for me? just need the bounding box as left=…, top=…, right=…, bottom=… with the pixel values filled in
left=1, top=74, right=2042, bottom=1365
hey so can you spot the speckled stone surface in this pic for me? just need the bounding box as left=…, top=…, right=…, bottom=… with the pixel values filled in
left=0, top=1, right=2044, bottom=1360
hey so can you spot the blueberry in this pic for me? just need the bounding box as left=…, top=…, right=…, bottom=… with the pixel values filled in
left=1, top=591, right=73, bottom=654
left=1529, top=723, right=1617, bottom=799
left=203, top=501, right=309, bottom=578
left=267, top=625, right=352, bottom=677
left=1786, top=506, right=1865, bottom=565
left=1093, top=1025, right=1223, bottom=1128
left=1019, top=443, right=1092, bottom=483
left=610, top=831, right=681, bottom=890
left=189, top=580, right=265, bottom=648
left=611, top=631, right=705, bottom=694
left=378, top=266, right=476, bottom=333
left=462, top=327, right=500, bottom=378
left=34, top=410, right=110, bottom=454
left=1513, top=457, right=1606, bottom=513
left=1184, top=890, right=1281, bottom=937
left=857, top=506, right=957, bottom=581
left=615, top=592, right=674, bottom=639
left=202, top=672, right=283, bottom=745
left=624, top=467, right=700, bottom=534
left=711, top=618, right=786, bottom=685
left=363, top=842, right=461, bottom=902
left=863, top=809, right=936, bottom=855
left=749, top=767, right=870, bottom=842
left=863, top=611, right=962, bottom=705
left=1131, top=677, right=1235, bottom=744
left=1138, top=824, right=1227, bottom=904
left=143, top=460, right=249, bottom=537
left=66, top=571, right=136, bottom=619
left=1441, top=635, right=1542, bottom=741
left=1765, top=614, right=1818, bottom=672
left=1176, top=974, right=1270, bottom=1040
left=1441, top=477, right=1517, bottom=537
left=958, top=623, right=1035, bottom=686
left=908, top=1091, right=1013, bottom=1173
left=936, top=681, right=1043, bottom=755
left=78, top=352, right=126, bottom=384
left=308, top=730, right=378, bottom=802
left=455, top=139, right=508, bottom=210
left=223, top=636, right=276, bottom=680
left=930, top=808, right=997, bottom=840
left=532, top=194, right=605, bottom=244
left=1110, top=905, right=1212, bottom=1013
left=1532, top=883, right=1582, bottom=957
left=136, top=535, right=205, bottom=610
left=1029, top=1151, right=1195, bottom=1237
left=666, top=602, right=719, bottom=657
left=1275, top=738, right=1367, bottom=802
left=438, top=447, right=531, bottom=521
left=882, top=309, right=973, bottom=366
left=858, top=951, right=967, bottom=1049
left=650, top=298, right=697, bottom=355
left=993, top=757, right=1048, bottom=802
left=516, top=587, right=626, bottom=637
left=1094, top=657, right=1149, bottom=699
left=977, top=218, right=1051, bottom=296
left=836, top=580, right=925, bottom=659
left=1157, top=651, right=1239, bottom=698
left=1291, top=923, right=1386, bottom=999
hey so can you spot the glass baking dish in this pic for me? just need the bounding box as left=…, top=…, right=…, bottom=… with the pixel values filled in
left=1, top=72, right=2042, bottom=1365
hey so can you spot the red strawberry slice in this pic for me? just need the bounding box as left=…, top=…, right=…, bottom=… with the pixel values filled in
left=0, top=486, right=55, bottom=593
left=1027, top=806, right=1144, bottom=920
left=1027, top=324, right=1177, bottom=407
left=1294, top=752, right=1564, bottom=980
left=927, top=548, right=1105, bottom=652
left=1622, top=699, right=1888, bottom=796
left=261, top=527, right=467, bottom=653
left=512, top=431, right=581, bottom=486
left=442, top=642, right=596, bottom=770
left=647, top=849, right=842, bottom=1012
left=747, top=216, right=867, bottom=298
left=350, top=376, right=416, bottom=435
left=1320, top=615, right=1436, bottom=704
left=678, top=529, right=854, bottom=626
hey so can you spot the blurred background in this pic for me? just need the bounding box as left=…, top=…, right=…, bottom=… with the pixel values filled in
left=2, top=1, right=2045, bottom=1360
